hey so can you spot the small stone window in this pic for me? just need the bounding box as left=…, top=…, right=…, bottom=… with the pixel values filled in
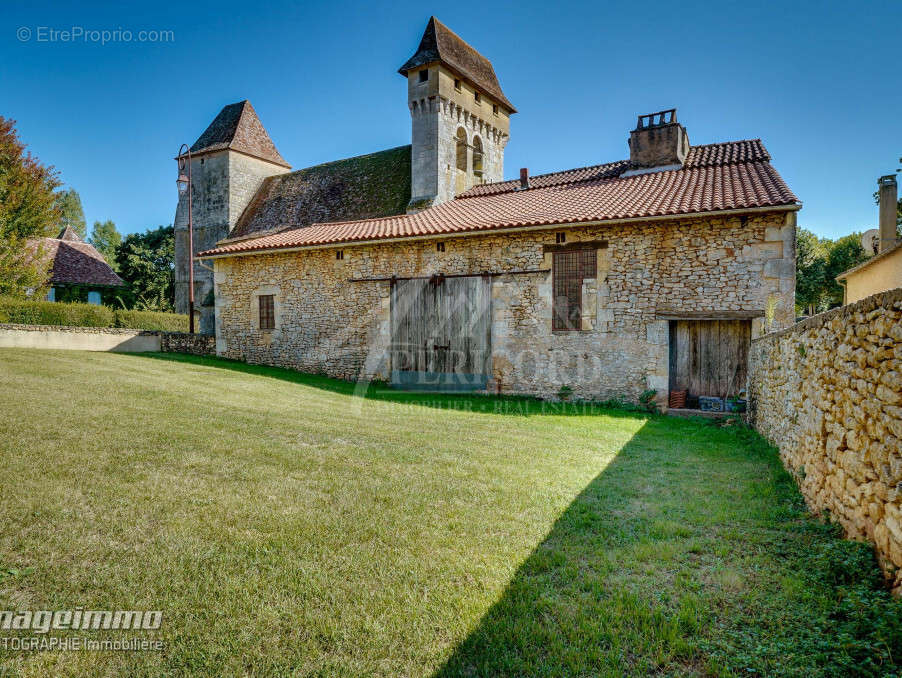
left=454, top=79, right=461, bottom=91
left=258, top=294, right=275, bottom=330
left=418, top=69, right=428, bottom=83
left=436, top=241, right=445, bottom=252
left=493, top=104, right=499, bottom=116
left=556, top=232, right=566, bottom=244
left=552, top=249, right=596, bottom=332
left=336, top=250, right=345, bottom=261
left=474, top=92, right=481, bottom=103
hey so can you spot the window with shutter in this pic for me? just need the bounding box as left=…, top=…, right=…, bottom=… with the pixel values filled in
left=552, top=249, right=596, bottom=331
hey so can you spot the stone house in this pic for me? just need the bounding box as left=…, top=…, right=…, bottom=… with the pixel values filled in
left=29, top=226, right=124, bottom=304
left=183, top=17, right=800, bottom=404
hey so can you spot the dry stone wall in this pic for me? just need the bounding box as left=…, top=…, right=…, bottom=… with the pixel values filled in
left=214, top=211, right=795, bottom=401
left=749, top=287, right=902, bottom=593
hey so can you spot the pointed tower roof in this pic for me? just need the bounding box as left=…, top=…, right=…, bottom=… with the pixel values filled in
left=398, top=17, right=515, bottom=112
left=57, top=225, right=83, bottom=241
left=189, top=100, right=290, bottom=168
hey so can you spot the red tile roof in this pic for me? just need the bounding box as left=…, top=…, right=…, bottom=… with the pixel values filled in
left=199, top=139, right=798, bottom=258
left=30, top=236, right=124, bottom=287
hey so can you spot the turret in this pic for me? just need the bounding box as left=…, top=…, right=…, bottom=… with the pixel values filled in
left=399, top=17, right=514, bottom=212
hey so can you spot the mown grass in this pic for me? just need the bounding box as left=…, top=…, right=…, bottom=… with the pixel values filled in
left=0, top=349, right=898, bottom=677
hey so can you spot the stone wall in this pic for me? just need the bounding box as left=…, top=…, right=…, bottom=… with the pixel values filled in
left=160, top=332, right=216, bottom=356
left=174, top=150, right=289, bottom=334
left=0, top=324, right=217, bottom=356
left=748, top=287, right=902, bottom=592
left=213, top=210, right=796, bottom=401
left=0, top=324, right=161, bottom=352
left=407, top=65, right=509, bottom=209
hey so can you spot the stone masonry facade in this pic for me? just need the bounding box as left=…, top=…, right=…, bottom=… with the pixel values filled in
left=213, top=210, right=796, bottom=402
left=749, top=287, right=902, bottom=593
left=174, top=150, right=289, bottom=334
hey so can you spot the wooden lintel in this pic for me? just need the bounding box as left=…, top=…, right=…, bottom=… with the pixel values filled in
left=349, top=269, right=550, bottom=283
left=656, top=309, right=765, bottom=321
left=542, top=239, right=608, bottom=254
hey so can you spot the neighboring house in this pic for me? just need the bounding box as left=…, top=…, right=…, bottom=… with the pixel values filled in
left=181, top=17, right=800, bottom=405
left=837, top=175, right=901, bottom=304
left=31, top=226, right=124, bottom=304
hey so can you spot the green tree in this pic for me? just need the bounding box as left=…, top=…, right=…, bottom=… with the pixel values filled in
left=88, top=219, right=121, bottom=269
left=114, top=225, right=174, bottom=311
left=824, top=233, right=870, bottom=307
left=53, top=188, right=86, bottom=239
left=795, top=228, right=829, bottom=315
left=0, top=116, right=60, bottom=297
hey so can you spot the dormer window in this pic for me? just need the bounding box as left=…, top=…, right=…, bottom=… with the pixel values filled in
left=418, top=69, right=428, bottom=83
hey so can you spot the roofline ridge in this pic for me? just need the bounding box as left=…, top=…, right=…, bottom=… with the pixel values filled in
left=282, top=144, right=411, bottom=177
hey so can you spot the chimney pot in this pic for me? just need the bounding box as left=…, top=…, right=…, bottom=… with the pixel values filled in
left=519, top=167, right=529, bottom=189
left=878, top=174, right=898, bottom=253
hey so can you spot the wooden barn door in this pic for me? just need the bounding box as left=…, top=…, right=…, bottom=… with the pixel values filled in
left=669, top=320, right=751, bottom=399
left=390, top=276, right=492, bottom=390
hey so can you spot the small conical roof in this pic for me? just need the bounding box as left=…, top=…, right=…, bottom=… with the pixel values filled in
left=57, top=225, right=82, bottom=241
left=398, top=17, right=515, bottom=112
left=189, top=100, right=290, bottom=168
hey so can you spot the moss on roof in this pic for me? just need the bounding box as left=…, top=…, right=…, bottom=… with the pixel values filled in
left=229, top=145, right=411, bottom=239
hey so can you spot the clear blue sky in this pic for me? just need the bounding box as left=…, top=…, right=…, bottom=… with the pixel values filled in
left=2, top=0, right=900, bottom=239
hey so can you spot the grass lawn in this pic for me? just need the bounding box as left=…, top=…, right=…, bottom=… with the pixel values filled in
left=0, top=349, right=899, bottom=677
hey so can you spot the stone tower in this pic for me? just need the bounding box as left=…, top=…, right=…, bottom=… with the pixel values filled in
left=399, top=17, right=515, bottom=212
left=173, top=100, right=290, bottom=333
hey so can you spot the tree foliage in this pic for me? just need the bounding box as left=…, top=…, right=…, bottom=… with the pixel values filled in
left=795, top=228, right=871, bottom=315
left=0, top=116, right=60, bottom=297
left=114, top=225, right=175, bottom=311
left=53, top=188, right=86, bottom=239
left=88, top=219, right=121, bottom=269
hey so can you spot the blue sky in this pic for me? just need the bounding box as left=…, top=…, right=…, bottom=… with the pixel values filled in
left=2, top=0, right=900, bottom=239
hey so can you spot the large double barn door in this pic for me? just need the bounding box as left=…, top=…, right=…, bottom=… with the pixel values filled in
left=390, top=275, right=492, bottom=391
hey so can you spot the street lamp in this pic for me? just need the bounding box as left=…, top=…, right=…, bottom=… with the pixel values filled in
left=176, top=144, right=195, bottom=334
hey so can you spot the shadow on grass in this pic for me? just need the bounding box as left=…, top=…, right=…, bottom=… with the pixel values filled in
left=131, top=351, right=655, bottom=419
left=430, top=418, right=901, bottom=677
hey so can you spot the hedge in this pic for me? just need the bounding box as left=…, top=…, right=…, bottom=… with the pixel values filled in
left=0, top=298, right=189, bottom=332
left=113, top=309, right=188, bottom=332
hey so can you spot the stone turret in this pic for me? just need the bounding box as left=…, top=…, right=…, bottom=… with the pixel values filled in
left=399, top=17, right=514, bottom=212
left=173, top=100, right=290, bottom=333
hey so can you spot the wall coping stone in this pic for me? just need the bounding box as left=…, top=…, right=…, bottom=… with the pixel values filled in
left=752, top=286, right=902, bottom=343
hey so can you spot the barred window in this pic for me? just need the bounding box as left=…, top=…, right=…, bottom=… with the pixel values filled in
left=552, top=249, right=596, bottom=331
left=258, top=294, right=275, bottom=330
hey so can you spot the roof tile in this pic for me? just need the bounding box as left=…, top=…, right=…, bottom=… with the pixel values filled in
left=199, top=140, right=798, bottom=258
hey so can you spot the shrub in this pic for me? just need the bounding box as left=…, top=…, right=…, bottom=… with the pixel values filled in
left=0, top=297, right=113, bottom=327
left=0, top=297, right=189, bottom=331
left=113, top=309, right=188, bottom=332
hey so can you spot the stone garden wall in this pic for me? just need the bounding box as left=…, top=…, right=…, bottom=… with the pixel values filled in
left=0, top=324, right=216, bottom=356
left=748, top=287, right=902, bottom=592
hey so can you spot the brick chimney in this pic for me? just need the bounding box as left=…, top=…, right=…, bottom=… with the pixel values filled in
left=519, top=167, right=530, bottom=190
left=628, top=109, right=690, bottom=170
left=878, top=174, right=898, bottom=253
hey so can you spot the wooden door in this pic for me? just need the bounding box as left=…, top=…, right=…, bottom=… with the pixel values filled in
left=390, top=276, right=492, bottom=390
left=669, top=319, right=751, bottom=398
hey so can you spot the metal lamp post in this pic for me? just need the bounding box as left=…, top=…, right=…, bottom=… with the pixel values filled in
left=176, top=144, right=194, bottom=334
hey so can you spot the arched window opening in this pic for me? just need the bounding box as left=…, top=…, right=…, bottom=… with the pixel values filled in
left=472, top=136, right=484, bottom=183
left=455, top=128, right=468, bottom=172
